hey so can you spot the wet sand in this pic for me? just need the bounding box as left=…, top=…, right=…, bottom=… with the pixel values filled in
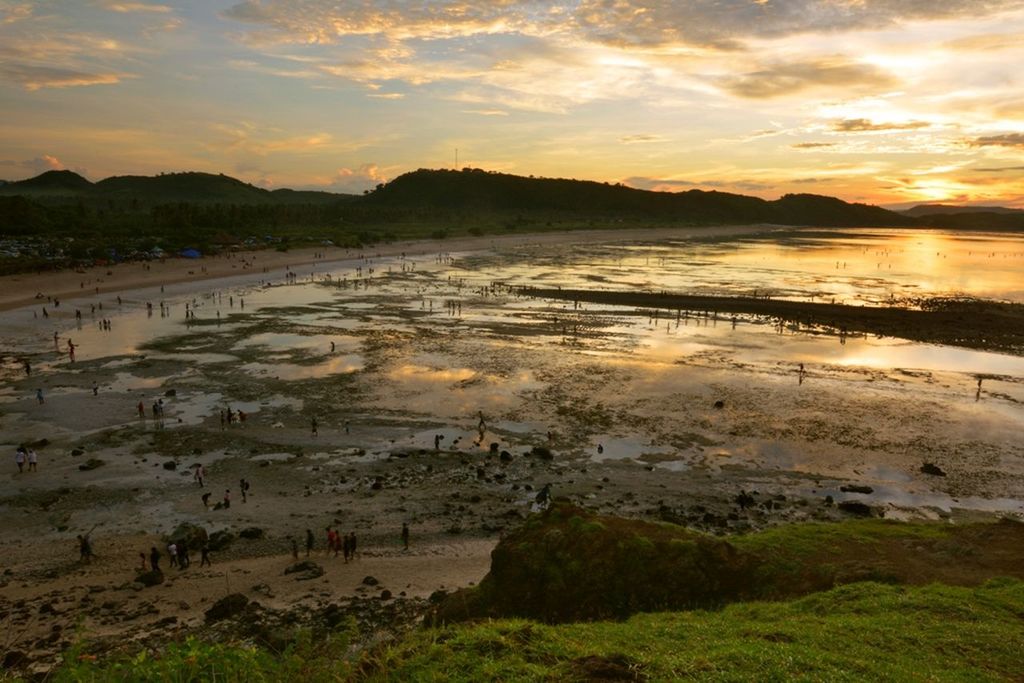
left=1, top=223, right=1022, bottom=672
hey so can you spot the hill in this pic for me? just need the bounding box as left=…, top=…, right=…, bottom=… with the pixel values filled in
left=0, top=169, right=94, bottom=197
left=903, top=203, right=1024, bottom=217
left=363, top=168, right=915, bottom=227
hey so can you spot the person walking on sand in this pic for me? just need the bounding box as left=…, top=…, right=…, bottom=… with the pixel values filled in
left=67, top=340, right=76, bottom=362
left=92, top=381, right=98, bottom=396
left=311, top=417, right=318, bottom=436
left=223, top=489, right=231, bottom=509
left=78, top=533, right=94, bottom=563
left=15, top=447, right=26, bottom=473
left=27, top=449, right=37, bottom=472
left=401, top=522, right=409, bottom=550
left=149, top=546, right=161, bottom=572
left=201, top=492, right=211, bottom=509
left=348, top=532, right=357, bottom=560
left=305, top=528, right=314, bottom=557
left=138, top=552, right=147, bottom=571
left=167, top=541, right=178, bottom=568
left=240, top=478, right=249, bottom=503
left=200, top=543, right=211, bottom=567
left=138, top=401, right=145, bottom=419
left=326, top=527, right=336, bottom=557
left=36, top=388, right=44, bottom=405
left=291, top=538, right=299, bottom=561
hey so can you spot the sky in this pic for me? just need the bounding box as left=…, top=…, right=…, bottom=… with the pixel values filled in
left=1, top=1, right=1023, bottom=207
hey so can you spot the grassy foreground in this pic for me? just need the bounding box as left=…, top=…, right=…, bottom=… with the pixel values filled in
left=25, top=579, right=1024, bottom=682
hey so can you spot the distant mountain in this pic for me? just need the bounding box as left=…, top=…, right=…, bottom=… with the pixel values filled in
left=0, top=169, right=94, bottom=196
left=903, top=204, right=1024, bottom=217
left=0, top=170, right=354, bottom=205
left=362, top=168, right=916, bottom=227
left=916, top=211, right=1024, bottom=231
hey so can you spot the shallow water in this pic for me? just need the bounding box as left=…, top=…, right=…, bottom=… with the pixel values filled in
left=3, top=227, right=1023, bottom=513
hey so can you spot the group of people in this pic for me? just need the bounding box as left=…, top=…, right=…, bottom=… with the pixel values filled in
left=13, top=446, right=39, bottom=472
left=321, top=527, right=360, bottom=562
left=144, top=540, right=211, bottom=572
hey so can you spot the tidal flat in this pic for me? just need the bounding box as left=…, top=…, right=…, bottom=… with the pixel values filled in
left=1, top=225, right=1022, bottom=670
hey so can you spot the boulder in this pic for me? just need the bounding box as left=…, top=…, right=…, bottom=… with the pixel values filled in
left=162, top=461, right=178, bottom=471
left=837, top=501, right=873, bottom=517
left=239, top=527, right=265, bottom=540
left=531, top=446, right=553, bottom=460
left=135, top=570, right=164, bottom=587
left=164, top=389, right=177, bottom=397
left=168, top=523, right=208, bottom=549
left=920, top=463, right=947, bottom=477
left=380, top=589, right=393, bottom=600
left=500, top=450, right=513, bottom=462
left=207, top=530, right=235, bottom=551
left=361, top=575, right=380, bottom=586
left=78, top=458, right=105, bottom=471
left=839, top=485, right=874, bottom=494
left=205, top=593, right=249, bottom=622
left=284, top=561, right=324, bottom=581
left=713, top=400, right=725, bottom=409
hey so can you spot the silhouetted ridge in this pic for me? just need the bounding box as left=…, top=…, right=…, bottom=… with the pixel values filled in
left=3, top=169, right=94, bottom=195
left=903, top=204, right=1024, bottom=217
left=361, top=168, right=914, bottom=227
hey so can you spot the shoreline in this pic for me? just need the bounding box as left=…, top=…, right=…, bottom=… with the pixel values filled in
left=0, top=224, right=776, bottom=313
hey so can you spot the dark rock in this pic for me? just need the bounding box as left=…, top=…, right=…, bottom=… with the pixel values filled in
left=713, top=400, right=725, bottom=409
left=239, top=527, right=265, bottom=540
left=165, top=389, right=177, bottom=397
left=531, top=446, right=553, bottom=460
left=3, top=650, right=27, bottom=669
left=78, top=458, right=105, bottom=471
left=571, top=654, right=646, bottom=682
left=163, top=460, right=178, bottom=471
left=135, top=570, right=164, bottom=587
left=70, top=448, right=85, bottom=457
left=207, top=530, right=235, bottom=550
left=839, top=485, right=874, bottom=494
left=362, top=575, right=380, bottom=586
left=205, top=593, right=249, bottom=622
left=489, top=442, right=499, bottom=454
left=168, top=523, right=208, bottom=549
left=920, top=463, right=947, bottom=477
left=838, top=501, right=873, bottom=517
left=380, top=589, right=393, bottom=600
left=284, top=561, right=324, bottom=581
left=500, top=450, right=512, bottom=462
left=27, top=438, right=49, bottom=449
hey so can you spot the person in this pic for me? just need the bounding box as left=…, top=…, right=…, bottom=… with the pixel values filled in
left=92, top=381, right=99, bottom=396
left=240, top=478, right=248, bottom=503
left=326, top=527, right=337, bottom=557
left=348, top=532, right=357, bottom=560
left=305, top=528, right=314, bottom=557
left=139, top=552, right=147, bottom=571
left=36, top=388, right=44, bottom=405
left=220, top=410, right=225, bottom=429
left=178, top=542, right=190, bottom=569
left=149, top=546, right=161, bottom=572
left=67, top=340, right=76, bottom=362
left=15, top=448, right=26, bottom=473
left=167, top=542, right=178, bottom=568
left=291, top=538, right=299, bottom=561
left=78, top=533, right=94, bottom=563
left=27, top=449, right=37, bottom=472
left=195, top=465, right=205, bottom=487
left=342, top=532, right=351, bottom=562
left=201, top=492, right=211, bottom=508
left=200, top=543, right=211, bottom=567
left=24, top=360, right=31, bottom=376
left=311, top=417, right=318, bottom=436
left=401, top=522, right=409, bottom=550
left=223, top=489, right=231, bottom=509
left=138, top=401, right=145, bottom=419
left=434, top=434, right=441, bottom=450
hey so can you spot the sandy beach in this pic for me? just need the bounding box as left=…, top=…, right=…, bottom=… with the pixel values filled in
left=2, top=222, right=1022, bottom=674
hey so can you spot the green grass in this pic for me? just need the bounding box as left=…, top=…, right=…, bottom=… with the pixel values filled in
left=364, top=579, right=1024, bottom=682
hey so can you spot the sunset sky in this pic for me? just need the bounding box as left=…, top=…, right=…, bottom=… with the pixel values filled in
left=2, top=0, right=1023, bottom=207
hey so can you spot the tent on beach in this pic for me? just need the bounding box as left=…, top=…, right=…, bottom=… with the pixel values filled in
left=179, top=248, right=202, bottom=259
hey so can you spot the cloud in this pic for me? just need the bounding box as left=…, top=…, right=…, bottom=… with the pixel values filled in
left=98, top=1, right=172, bottom=13
left=462, top=109, right=508, bottom=116
left=719, top=57, right=897, bottom=98
left=792, top=142, right=837, bottom=149
left=971, top=165, right=1024, bottom=172
left=831, top=118, right=931, bottom=132
left=619, top=134, right=665, bottom=144
left=945, top=31, right=1024, bottom=52
left=971, top=133, right=1024, bottom=147
left=322, top=163, right=387, bottom=194
left=4, top=155, right=66, bottom=174
left=0, top=63, right=127, bottom=90
left=2, top=3, right=32, bottom=24
left=622, top=175, right=774, bottom=193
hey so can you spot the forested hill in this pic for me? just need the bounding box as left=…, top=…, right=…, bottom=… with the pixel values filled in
left=0, top=170, right=353, bottom=206
left=364, top=168, right=914, bottom=227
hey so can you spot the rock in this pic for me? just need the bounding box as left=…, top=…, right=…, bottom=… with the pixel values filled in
left=500, top=450, right=513, bottom=462
left=361, top=575, right=380, bottom=586
left=178, top=601, right=190, bottom=611
left=920, top=463, right=947, bottom=477
left=531, top=446, right=553, bottom=460
left=839, top=485, right=874, bottom=494
left=489, top=442, right=499, bottom=454
left=162, top=461, right=178, bottom=471
left=164, top=389, right=177, bottom=397
left=27, top=438, right=49, bottom=449
left=204, top=593, right=249, bottom=623
left=70, top=448, right=85, bottom=457
left=77, top=458, right=105, bottom=471
left=168, top=523, right=209, bottom=549
left=3, top=650, right=27, bottom=669
left=207, top=530, right=235, bottom=550
left=380, top=589, right=393, bottom=600
left=713, top=400, right=725, bottom=409
left=837, top=501, right=873, bottom=517
left=239, top=527, right=265, bottom=540
left=135, top=570, right=164, bottom=587
left=284, top=561, right=324, bottom=581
